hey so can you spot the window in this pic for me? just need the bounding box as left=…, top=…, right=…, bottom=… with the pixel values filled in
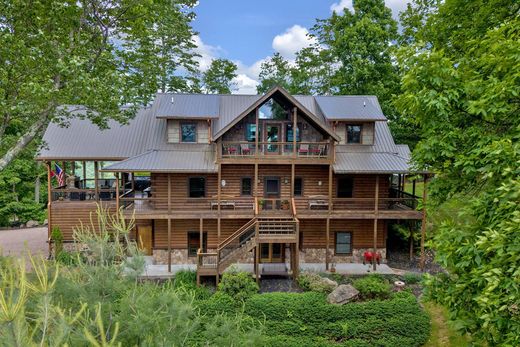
left=285, top=123, right=301, bottom=142
left=293, top=177, right=303, bottom=196
left=335, top=232, right=352, bottom=255
left=241, top=177, right=252, bottom=196
left=189, top=177, right=205, bottom=198
left=337, top=177, right=353, bottom=198
left=346, top=125, right=362, bottom=144
left=181, top=123, right=197, bottom=142
left=246, top=124, right=259, bottom=142
left=188, top=232, right=207, bottom=257
left=258, top=98, right=289, bottom=120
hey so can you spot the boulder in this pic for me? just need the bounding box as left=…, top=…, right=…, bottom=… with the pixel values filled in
left=327, top=284, right=359, bottom=305
left=43, top=219, right=48, bottom=225
left=26, top=220, right=39, bottom=228
left=322, top=277, right=339, bottom=290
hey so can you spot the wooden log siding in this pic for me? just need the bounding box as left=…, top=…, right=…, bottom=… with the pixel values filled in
left=299, top=219, right=386, bottom=249
left=153, top=219, right=249, bottom=249
left=50, top=201, right=116, bottom=240
left=151, top=173, right=218, bottom=210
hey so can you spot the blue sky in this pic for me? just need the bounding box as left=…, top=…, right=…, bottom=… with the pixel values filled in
left=191, top=0, right=409, bottom=93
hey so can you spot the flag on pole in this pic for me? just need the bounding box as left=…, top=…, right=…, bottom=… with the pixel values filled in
left=54, top=163, right=65, bottom=186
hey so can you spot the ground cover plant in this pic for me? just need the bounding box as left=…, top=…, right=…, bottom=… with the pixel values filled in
left=0, top=207, right=431, bottom=345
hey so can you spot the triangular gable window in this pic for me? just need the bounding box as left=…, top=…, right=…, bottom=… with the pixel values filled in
left=258, top=98, right=289, bottom=120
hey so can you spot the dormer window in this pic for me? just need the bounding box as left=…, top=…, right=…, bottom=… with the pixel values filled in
left=181, top=123, right=197, bottom=143
left=346, top=124, right=362, bottom=144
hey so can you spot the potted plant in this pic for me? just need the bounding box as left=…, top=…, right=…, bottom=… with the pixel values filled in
left=330, top=262, right=336, bottom=273
left=281, top=199, right=290, bottom=210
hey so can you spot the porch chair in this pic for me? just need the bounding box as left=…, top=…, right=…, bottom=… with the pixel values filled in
left=298, top=144, right=309, bottom=155
left=240, top=143, right=251, bottom=155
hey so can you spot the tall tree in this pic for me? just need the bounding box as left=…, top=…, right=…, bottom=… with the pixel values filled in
left=0, top=0, right=198, bottom=171
left=256, top=53, right=293, bottom=94
left=396, top=0, right=520, bottom=344
left=202, top=58, right=238, bottom=94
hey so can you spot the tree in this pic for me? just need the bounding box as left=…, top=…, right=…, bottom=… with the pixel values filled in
left=256, top=53, right=293, bottom=94
left=202, top=58, right=238, bottom=94
left=396, top=0, right=520, bottom=344
left=0, top=0, right=198, bottom=171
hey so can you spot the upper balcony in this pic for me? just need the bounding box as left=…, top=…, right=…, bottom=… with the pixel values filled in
left=219, top=141, right=332, bottom=163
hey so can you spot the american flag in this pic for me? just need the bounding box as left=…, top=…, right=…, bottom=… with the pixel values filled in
left=53, top=163, right=65, bottom=186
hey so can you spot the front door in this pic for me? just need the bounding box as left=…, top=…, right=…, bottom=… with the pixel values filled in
left=260, top=243, right=284, bottom=263
left=265, top=123, right=281, bottom=154
left=137, top=225, right=153, bottom=256
left=264, top=177, right=280, bottom=210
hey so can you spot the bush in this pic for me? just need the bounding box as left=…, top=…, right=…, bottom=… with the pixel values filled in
left=51, top=226, right=64, bottom=255
left=173, top=270, right=197, bottom=288
left=297, top=272, right=337, bottom=293
left=196, top=292, right=238, bottom=316
left=403, top=272, right=423, bottom=285
left=217, top=270, right=259, bottom=302
left=55, top=250, right=78, bottom=266
left=352, top=275, right=392, bottom=300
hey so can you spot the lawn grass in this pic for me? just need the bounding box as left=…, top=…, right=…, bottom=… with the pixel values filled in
left=405, top=180, right=425, bottom=198
left=423, top=301, right=470, bottom=347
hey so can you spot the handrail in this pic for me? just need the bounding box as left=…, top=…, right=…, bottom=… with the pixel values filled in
left=120, top=189, right=134, bottom=198
left=217, top=218, right=257, bottom=251
left=291, top=197, right=297, bottom=217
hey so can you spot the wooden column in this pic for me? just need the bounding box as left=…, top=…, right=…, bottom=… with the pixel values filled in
left=294, top=221, right=300, bottom=278
left=292, top=107, right=297, bottom=158
left=254, top=163, right=259, bottom=197
left=255, top=221, right=260, bottom=283
left=412, top=179, right=416, bottom=197
left=217, top=163, right=222, bottom=243
left=420, top=175, right=428, bottom=271
left=326, top=165, right=333, bottom=270
left=46, top=162, right=52, bottom=257
left=82, top=161, right=86, bottom=188
left=199, top=218, right=204, bottom=251
left=255, top=107, right=259, bottom=156
left=291, top=164, right=295, bottom=198
left=115, top=173, right=120, bottom=212
left=373, top=175, right=380, bottom=271
left=409, top=222, right=414, bottom=262
left=94, top=161, right=99, bottom=201
left=167, top=174, right=172, bottom=272
left=131, top=172, right=135, bottom=191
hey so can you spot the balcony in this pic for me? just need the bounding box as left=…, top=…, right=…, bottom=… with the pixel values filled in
left=220, top=141, right=332, bottom=163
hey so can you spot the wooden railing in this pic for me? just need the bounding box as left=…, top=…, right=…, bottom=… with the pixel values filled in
left=51, top=187, right=116, bottom=202
left=197, top=250, right=218, bottom=268
left=221, top=141, right=330, bottom=158
left=292, top=195, right=420, bottom=212
left=257, top=198, right=292, bottom=213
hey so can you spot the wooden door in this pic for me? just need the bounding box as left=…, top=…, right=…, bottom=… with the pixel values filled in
left=260, top=243, right=285, bottom=263
left=264, top=177, right=280, bottom=210
left=137, top=225, right=153, bottom=256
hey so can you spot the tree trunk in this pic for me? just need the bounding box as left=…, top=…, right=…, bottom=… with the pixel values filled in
left=0, top=116, right=49, bottom=171
left=35, top=162, right=41, bottom=203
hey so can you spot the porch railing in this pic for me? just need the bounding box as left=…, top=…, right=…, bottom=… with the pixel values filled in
left=221, top=141, right=330, bottom=158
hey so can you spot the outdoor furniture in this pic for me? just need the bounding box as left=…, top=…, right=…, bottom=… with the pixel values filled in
left=298, top=144, right=309, bottom=155
left=362, top=251, right=381, bottom=265
left=210, top=200, right=236, bottom=209
left=308, top=195, right=329, bottom=210
left=225, top=145, right=237, bottom=155
left=144, top=187, right=152, bottom=198
left=240, top=143, right=251, bottom=155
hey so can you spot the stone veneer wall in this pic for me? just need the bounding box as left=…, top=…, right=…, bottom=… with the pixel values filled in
left=151, top=247, right=386, bottom=265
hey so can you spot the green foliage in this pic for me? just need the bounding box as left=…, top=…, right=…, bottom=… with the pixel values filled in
left=403, top=272, right=423, bottom=285
left=217, top=269, right=259, bottom=302
left=352, top=275, right=392, bottom=300
left=245, top=291, right=430, bottom=346
left=297, top=272, right=337, bottom=293
left=202, top=58, right=238, bottom=94
left=51, top=226, right=64, bottom=255
left=396, top=0, right=520, bottom=345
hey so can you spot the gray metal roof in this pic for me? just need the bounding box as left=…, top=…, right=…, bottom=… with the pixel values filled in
left=102, top=146, right=217, bottom=173
left=315, top=95, right=386, bottom=121
left=213, top=94, right=261, bottom=136
left=154, top=93, right=220, bottom=119
left=334, top=152, right=411, bottom=174
left=38, top=106, right=154, bottom=160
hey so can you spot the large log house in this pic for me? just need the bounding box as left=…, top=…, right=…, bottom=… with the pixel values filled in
left=37, top=86, right=428, bottom=282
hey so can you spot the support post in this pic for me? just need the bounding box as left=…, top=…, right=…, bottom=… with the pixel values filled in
left=115, top=173, right=120, bottom=212
left=292, top=107, right=297, bottom=158
left=82, top=161, right=86, bottom=188
left=326, top=165, right=333, bottom=270
left=409, top=222, right=414, bottom=262
left=217, top=163, right=221, bottom=243
left=254, top=163, right=259, bottom=198
left=255, top=107, right=259, bottom=156
left=199, top=218, right=204, bottom=252
left=373, top=175, right=380, bottom=271
left=255, top=244, right=260, bottom=284
left=420, top=175, right=428, bottom=271
left=46, top=162, right=52, bottom=258
left=294, top=221, right=300, bottom=278
left=168, top=174, right=172, bottom=272
left=94, top=161, right=99, bottom=201
left=291, top=163, right=295, bottom=198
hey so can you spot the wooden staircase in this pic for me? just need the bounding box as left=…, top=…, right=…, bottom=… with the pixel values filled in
left=197, top=215, right=299, bottom=280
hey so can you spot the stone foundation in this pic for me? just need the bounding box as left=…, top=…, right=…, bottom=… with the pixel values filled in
left=151, top=247, right=386, bottom=265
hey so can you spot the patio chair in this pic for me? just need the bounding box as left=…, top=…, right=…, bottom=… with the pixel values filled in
left=298, top=144, right=309, bottom=155
left=225, top=145, right=238, bottom=155
left=240, top=143, right=251, bottom=155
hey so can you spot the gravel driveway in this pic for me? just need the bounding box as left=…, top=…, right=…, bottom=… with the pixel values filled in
left=0, top=227, right=48, bottom=261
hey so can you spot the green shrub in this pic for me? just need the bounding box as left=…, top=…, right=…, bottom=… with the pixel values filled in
left=196, top=292, right=238, bottom=316
left=403, top=272, right=423, bottom=285
left=297, top=272, right=336, bottom=293
left=173, top=270, right=197, bottom=288
left=55, top=250, right=78, bottom=266
left=51, top=226, right=64, bottom=256
left=217, top=270, right=259, bottom=302
left=352, top=275, right=392, bottom=300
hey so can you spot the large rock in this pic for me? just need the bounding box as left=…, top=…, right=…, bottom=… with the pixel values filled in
left=322, top=277, right=339, bottom=290
left=26, top=220, right=39, bottom=228
left=327, top=284, right=359, bottom=305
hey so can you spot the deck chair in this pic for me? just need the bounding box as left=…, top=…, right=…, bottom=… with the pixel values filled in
left=298, top=144, right=309, bottom=155
left=240, top=143, right=251, bottom=155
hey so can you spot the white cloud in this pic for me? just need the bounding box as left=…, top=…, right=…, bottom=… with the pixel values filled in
left=233, top=74, right=259, bottom=95
left=330, top=0, right=353, bottom=13
left=272, top=25, right=317, bottom=60
left=192, top=35, right=223, bottom=71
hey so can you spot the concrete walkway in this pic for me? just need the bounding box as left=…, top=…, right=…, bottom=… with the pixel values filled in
left=139, top=262, right=395, bottom=279
left=0, top=227, right=48, bottom=258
